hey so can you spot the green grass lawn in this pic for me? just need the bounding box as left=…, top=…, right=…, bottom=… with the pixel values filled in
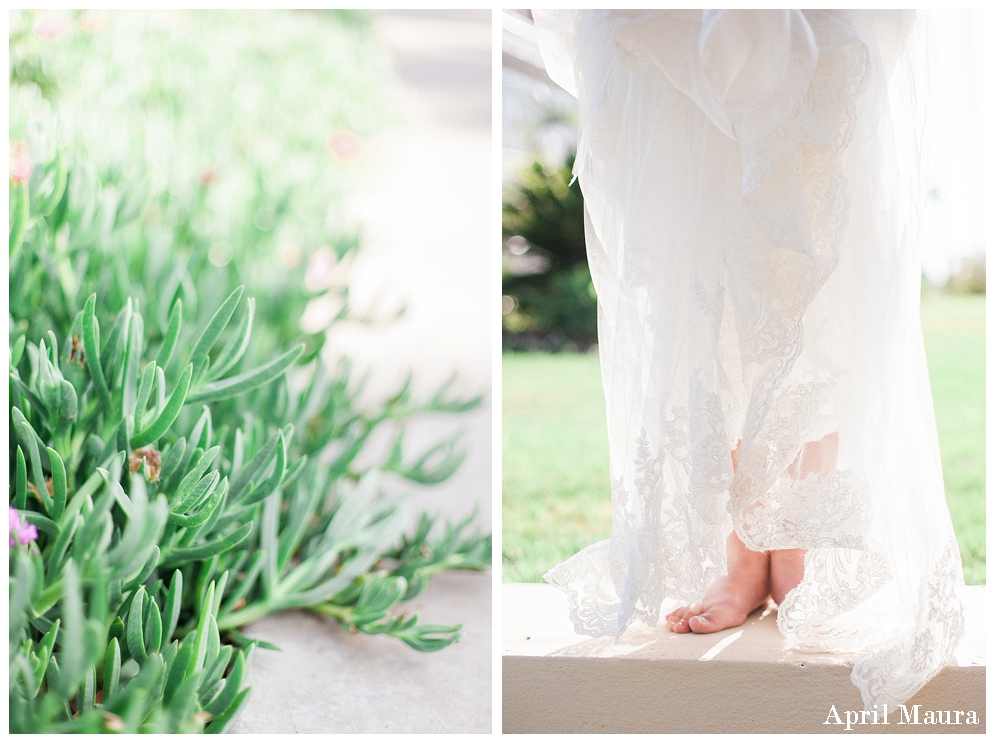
left=921, top=291, right=986, bottom=584
left=503, top=291, right=985, bottom=584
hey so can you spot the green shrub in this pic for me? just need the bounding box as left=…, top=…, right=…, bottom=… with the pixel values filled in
left=947, top=255, right=986, bottom=294
left=9, top=12, right=489, bottom=734
left=8, top=144, right=489, bottom=736
left=502, top=154, right=596, bottom=351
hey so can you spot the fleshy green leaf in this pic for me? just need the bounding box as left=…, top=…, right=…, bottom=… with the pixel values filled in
left=11, top=334, right=26, bottom=366
left=103, top=637, right=121, bottom=703
left=204, top=687, right=251, bottom=734
left=81, top=294, right=111, bottom=407
left=186, top=344, right=303, bottom=405
left=14, top=446, right=27, bottom=510
left=9, top=180, right=29, bottom=253
left=156, top=298, right=183, bottom=369
left=46, top=447, right=67, bottom=522
left=127, top=587, right=148, bottom=664
left=159, top=522, right=254, bottom=568
left=134, top=360, right=157, bottom=428
left=131, top=363, right=193, bottom=448
left=161, top=570, right=183, bottom=653
left=190, top=286, right=244, bottom=375
left=208, top=297, right=254, bottom=380
left=144, top=599, right=162, bottom=658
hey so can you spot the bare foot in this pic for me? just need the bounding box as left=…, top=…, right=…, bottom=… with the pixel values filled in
left=666, top=432, right=838, bottom=633
left=665, top=530, right=771, bottom=634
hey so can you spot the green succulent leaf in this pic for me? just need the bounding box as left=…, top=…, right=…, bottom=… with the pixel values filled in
left=46, top=447, right=67, bottom=522
left=204, top=687, right=252, bottom=734
left=208, top=297, right=255, bottom=380
left=186, top=344, right=304, bottom=405
left=11, top=334, right=26, bottom=367
left=161, top=570, right=184, bottom=653
left=131, top=363, right=193, bottom=448
left=127, top=587, right=148, bottom=664
left=156, top=298, right=183, bottom=369
left=103, top=637, right=121, bottom=703
left=159, top=522, right=254, bottom=568
left=82, top=294, right=112, bottom=407
left=190, top=286, right=244, bottom=375
left=14, top=446, right=27, bottom=510
left=9, top=180, right=30, bottom=254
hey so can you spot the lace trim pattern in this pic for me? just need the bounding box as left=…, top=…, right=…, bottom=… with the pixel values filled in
left=732, top=13, right=870, bottom=457
left=776, top=548, right=891, bottom=652
left=545, top=416, right=729, bottom=638
left=849, top=539, right=966, bottom=708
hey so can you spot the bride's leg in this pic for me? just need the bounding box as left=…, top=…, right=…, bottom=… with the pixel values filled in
left=769, top=548, right=806, bottom=605
left=769, top=431, right=839, bottom=604
left=666, top=432, right=840, bottom=633
left=666, top=439, right=771, bottom=633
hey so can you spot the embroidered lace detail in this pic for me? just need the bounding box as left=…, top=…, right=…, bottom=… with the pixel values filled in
left=732, top=13, right=870, bottom=456
left=849, top=539, right=966, bottom=708
left=777, top=548, right=891, bottom=652
left=741, top=470, right=868, bottom=551
left=732, top=377, right=872, bottom=553
left=545, top=420, right=727, bottom=639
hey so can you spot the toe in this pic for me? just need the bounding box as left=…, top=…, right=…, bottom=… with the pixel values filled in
left=666, top=605, right=693, bottom=623
left=688, top=612, right=717, bottom=633
left=666, top=604, right=709, bottom=633
left=666, top=607, right=692, bottom=633
left=689, top=602, right=750, bottom=634
left=670, top=617, right=691, bottom=633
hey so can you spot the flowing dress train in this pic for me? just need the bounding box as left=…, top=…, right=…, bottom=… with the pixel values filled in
left=533, top=9, right=966, bottom=710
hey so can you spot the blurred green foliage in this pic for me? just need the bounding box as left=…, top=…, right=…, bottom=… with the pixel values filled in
left=10, top=9, right=393, bottom=360
left=946, top=255, right=986, bottom=294
left=502, top=154, right=596, bottom=351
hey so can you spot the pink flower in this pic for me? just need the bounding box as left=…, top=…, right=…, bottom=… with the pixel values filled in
left=34, top=14, right=69, bottom=41
left=9, top=506, right=38, bottom=547
left=327, top=131, right=361, bottom=162
left=10, top=142, right=32, bottom=185
left=199, top=166, right=219, bottom=187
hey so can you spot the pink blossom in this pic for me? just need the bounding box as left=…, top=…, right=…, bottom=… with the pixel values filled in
left=9, top=506, right=38, bottom=547
left=327, top=131, right=361, bottom=162
left=199, top=166, right=219, bottom=187
left=10, top=142, right=32, bottom=185
left=33, top=14, right=69, bottom=41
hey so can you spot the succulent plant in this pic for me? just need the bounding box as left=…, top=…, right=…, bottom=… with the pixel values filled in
left=9, top=11, right=490, bottom=732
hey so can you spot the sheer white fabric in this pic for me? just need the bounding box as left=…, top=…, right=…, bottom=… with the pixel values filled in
left=534, top=10, right=965, bottom=710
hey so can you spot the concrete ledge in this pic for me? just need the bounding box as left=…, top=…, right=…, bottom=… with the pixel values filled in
left=503, top=584, right=985, bottom=734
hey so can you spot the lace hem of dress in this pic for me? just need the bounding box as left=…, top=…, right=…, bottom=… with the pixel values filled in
left=543, top=10, right=966, bottom=709
left=848, top=539, right=966, bottom=708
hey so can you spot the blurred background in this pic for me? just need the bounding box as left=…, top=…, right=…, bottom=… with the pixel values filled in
left=501, top=10, right=985, bottom=586
left=9, top=8, right=491, bottom=733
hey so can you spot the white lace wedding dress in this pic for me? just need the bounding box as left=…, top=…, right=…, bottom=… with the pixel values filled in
left=534, top=9, right=965, bottom=710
